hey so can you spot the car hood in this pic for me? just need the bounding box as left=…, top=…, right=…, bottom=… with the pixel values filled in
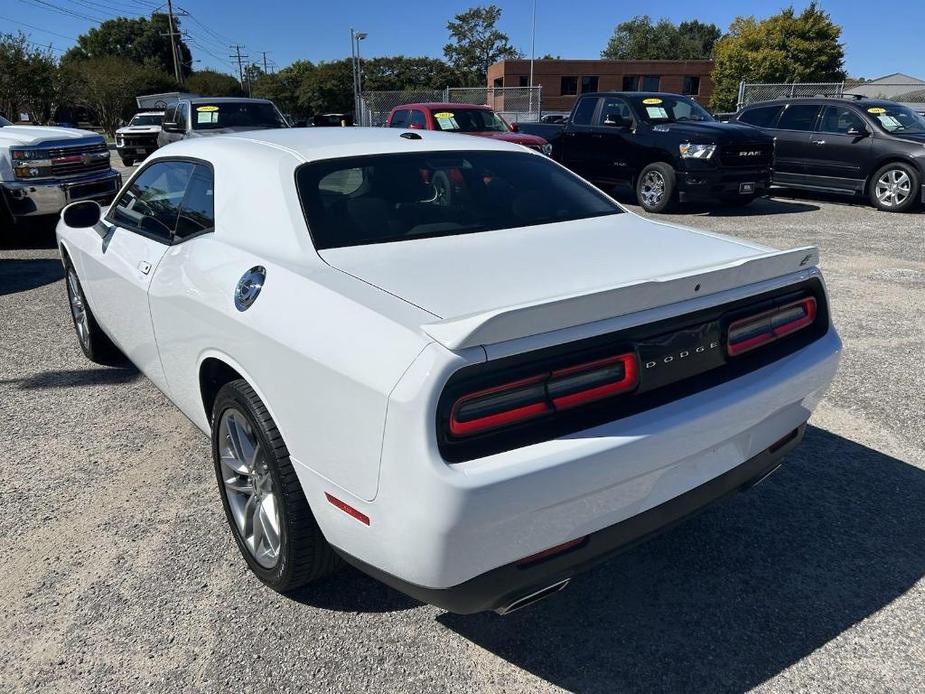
left=467, top=131, right=548, bottom=146
left=319, top=213, right=771, bottom=320
left=189, top=126, right=287, bottom=136
left=0, top=125, right=104, bottom=147
left=652, top=121, right=771, bottom=143
left=117, top=125, right=162, bottom=134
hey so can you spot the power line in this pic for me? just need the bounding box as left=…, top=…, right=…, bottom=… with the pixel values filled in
left=62, top=0, right=148, bottom=17
left=16, top=0, right=106, bottom=24
left=0, top=14, right=79, bottom=41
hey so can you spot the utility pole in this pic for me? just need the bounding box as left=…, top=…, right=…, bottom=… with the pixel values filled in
left=261, top=51, right=269, bottom=75
left=230, top=44, right=249, bottom=92
left=166, top=0, right=181, bottom=84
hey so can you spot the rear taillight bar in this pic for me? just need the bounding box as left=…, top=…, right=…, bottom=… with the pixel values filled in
left=449, top=353, right=638, bottom=437
left=727, top=296, right=817, bottom=356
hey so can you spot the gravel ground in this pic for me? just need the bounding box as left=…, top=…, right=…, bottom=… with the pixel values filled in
left=1, top=164, right=923, bottom=693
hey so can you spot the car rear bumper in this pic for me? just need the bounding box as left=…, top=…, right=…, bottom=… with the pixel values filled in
left=1, top=169, right=121, bottom=220
left=336, top=422, right=805, bottom=614
left=297, top=323, right=841, bottom=610
left=677, top=168, right=771, bottom=201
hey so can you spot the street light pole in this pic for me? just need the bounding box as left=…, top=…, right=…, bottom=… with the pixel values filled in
left=350, top=29, right=367, bottom=125
left=529, top=0, right=536, bottom=117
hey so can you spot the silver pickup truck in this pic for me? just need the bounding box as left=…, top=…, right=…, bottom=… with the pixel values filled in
left=0, top=115, right=121, bottom=231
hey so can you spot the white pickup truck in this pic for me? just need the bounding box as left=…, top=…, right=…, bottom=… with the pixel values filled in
left=0, top=115, right=121, bottom=231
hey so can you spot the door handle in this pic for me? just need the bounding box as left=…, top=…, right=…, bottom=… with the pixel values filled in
left=812, top=139, right=826, bottom=145
left=137, top=260, right=152, bottom=275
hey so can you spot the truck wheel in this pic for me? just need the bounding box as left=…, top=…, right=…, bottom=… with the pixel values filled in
left=212, top=379, right=341, bottom=593
left=869, top=162, right=920, bottom=212
left=120, top=157, right=134, bottom=167
left=64, top=263, right=121, bottom=364
left=636, top=163, right=676, bottom=213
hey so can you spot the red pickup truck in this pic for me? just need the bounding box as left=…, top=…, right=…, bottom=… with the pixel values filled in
left=385, top=103, right=551, bottom=154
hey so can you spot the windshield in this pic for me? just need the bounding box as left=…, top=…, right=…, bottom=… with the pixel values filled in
left=130, top=114, right=163, bottom=126
left=628, top=95, right=715, bottom=124
left=866, top=104, right=925, bottom=135
left=297, top=151, right=623, bottom=249
left=0, top=115, right=11, bottom=126
left=191, top=102, right=288, bottom=130
left=430, top=108, right=509, bottom=133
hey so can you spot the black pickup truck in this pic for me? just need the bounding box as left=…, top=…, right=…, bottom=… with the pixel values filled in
left=518, top=92, right=774, bottom=212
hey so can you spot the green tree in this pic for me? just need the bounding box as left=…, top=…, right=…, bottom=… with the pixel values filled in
left=444, top=5, right=521, bottom=86
left=69, top=56, right=173, bottom=135
left=253, top=60, right=315, bottom=116
left=602, top=16, right=721, bottom=60
left=185, top=69, right=243, bottom=98
left=711, top=2, right=846, bottom=110
left=0, top=33, right=58, bottom=122
left=62, top=14, right=191, bottom=80
left=297, top=59, right=354, bottom=115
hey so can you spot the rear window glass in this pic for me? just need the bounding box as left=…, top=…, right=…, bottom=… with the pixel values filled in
left=738, top=105, right=783, bottom=128
left=296, top=151, right=623, bottom=250
left=777, top=105, right=821, bottom=131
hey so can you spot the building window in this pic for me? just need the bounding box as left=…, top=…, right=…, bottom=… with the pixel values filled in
left=622, top=76, right=639, bottom=91
left=643, top=75, right=661, bottom=91
left=682, top=76, right=701, bottom=95
left=560, top=76, right=578, bottom=96
left=493, top=77, right=504, bottom=89
left=581, top=76, right=599, bottom=93
left=519, top=75, right=529, bottom=87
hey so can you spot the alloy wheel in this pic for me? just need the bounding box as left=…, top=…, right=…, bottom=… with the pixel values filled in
left=640, top=170, right=666, bottom=208
left=66, top=269, right=90, bottom=350
left=218, top=408, right=282, bottom=568
left=874, top=169, right=912, bottom=208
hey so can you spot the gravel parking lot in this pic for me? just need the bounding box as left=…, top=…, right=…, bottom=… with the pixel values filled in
left=2, top=161, right=923, bottom=693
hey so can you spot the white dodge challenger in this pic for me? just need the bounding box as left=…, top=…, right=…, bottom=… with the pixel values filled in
left=56, top=129, right=841, bottom=614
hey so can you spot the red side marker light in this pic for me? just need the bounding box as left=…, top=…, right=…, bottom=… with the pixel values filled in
left=325, top=493, right=370, bottom=525
left=517, top=536, right=588, bottom=567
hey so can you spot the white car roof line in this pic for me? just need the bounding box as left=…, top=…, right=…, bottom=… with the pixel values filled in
left=231, top=135, right=309, bottom=162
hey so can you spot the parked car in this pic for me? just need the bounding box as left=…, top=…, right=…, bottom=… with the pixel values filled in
left=115, top=111, right=164, bottom=166
left=540, top=113, right=570, bottom=124
left=518, top=92, right=774, bottom=213
left=56, top=129, right=840, bottom=614
left=313, top=113, right=352, bottom=127
left=0, top=115, right=121, bottom=232
left=157, top=97, right=289, bottom=148
left=733, top=97, right=925, bottom=212
left=386, top=103, right=551, bottom=154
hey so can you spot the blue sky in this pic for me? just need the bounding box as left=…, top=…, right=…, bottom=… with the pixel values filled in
left=3, top=0, right=922, bottom=81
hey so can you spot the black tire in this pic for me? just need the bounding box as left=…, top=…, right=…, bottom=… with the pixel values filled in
left=212, top=379, right=340, bottom=592
left=64, top=261, right=121, bottom=364
left=868, top=162, right=920, bottom=212
left=636, top=162, right=677, bottom=213
left=120, top=157, right=134, bottom=167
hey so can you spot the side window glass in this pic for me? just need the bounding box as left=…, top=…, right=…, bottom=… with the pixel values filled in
left=571, top=97, right=598, bottom=126
left=777, top=105, right=822, bottom=131
left=739, top=105, right=783, bottom=128
left=390, top=110, right=410, bottom=128
left=174, top=164, right=215, bottom=240
left=176, top=103, right=189, bottom=130
left=164, top=104, right=177, bottom=124
left=109, top=161, right=194, bottom=242
left=410, top=110, right=426, bottom=129
left=818, top=106, right=866, bottom=134
left=598, top=97, right=631, bottom=126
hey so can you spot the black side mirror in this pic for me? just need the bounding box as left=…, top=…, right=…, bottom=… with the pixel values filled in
left=162, top=121, right=181, bottom=133
left=62, top=200, right=101, bottom=228
left=848, top=126, right=870, bottom=137
left=603, top=114, right=632, bottom=128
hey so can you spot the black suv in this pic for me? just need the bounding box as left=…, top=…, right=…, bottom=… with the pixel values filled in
left=734, top=97, right=925, bottom=212
left=519, top=92, right=774, bottom=213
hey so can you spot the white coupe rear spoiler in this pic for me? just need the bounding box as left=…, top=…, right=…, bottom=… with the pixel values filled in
left=421, top=246, right=819, bottom=350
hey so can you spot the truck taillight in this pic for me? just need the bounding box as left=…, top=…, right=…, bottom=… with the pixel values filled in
left=727, top=297, right=817, bottom=356
left=449, top=353, right=638, bottom=437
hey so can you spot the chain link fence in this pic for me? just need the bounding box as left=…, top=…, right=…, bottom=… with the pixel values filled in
left=357, top=87, right=542, bottom=127
left=738, top=81, right=925, bottom=110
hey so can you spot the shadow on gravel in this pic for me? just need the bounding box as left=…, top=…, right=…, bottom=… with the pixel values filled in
left=771, top=187, right=925, bottom=214
left=0, top=258, right=64, bottom=296
left=289, top=564, right=419, bottom=613
left=699, top=197, right=820, bottom=217
left=6, top=366, right=139, bottom=389
left=439, top=426, right=925, bottom=694
left=0, top=219, right=58, bottom=250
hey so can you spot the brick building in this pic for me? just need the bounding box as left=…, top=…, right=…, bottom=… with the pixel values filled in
left=487, top=59, right=715, bottom=112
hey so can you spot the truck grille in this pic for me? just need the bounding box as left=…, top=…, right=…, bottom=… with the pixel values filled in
left=719, top=143, right=773, bottom=168
left=120, top=134, right=158, bottom=147
left=48, top=142, right=111, bottom=177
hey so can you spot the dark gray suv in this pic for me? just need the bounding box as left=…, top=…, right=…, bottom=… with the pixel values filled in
left=158, top=97, right=289, bottom=148
left=734, top=97, right=925, bottom=212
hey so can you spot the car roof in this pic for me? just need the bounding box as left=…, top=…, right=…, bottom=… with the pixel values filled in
left=134, top=111, right=164, bottom=115
left=580, top=91, right=693, bottom=99
left=155, top=126, right=533, bottom=163
left=186, top=97, right=274, bottom=104
left=741, top=97, right=901, bottom=109
left=391, top=103, right=490, bottom=112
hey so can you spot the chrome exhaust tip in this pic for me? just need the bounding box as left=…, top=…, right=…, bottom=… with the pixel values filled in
left=495, top=578, right=571, bottom=615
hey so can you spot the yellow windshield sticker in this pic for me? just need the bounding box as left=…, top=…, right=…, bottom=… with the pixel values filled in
left=642, top=98, right=663, bottom=105
left=867, top=107, right=886, bottom=114
left=433, top=111, right=454, bottom=118
left=196, top=105, right=220, bottom=112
